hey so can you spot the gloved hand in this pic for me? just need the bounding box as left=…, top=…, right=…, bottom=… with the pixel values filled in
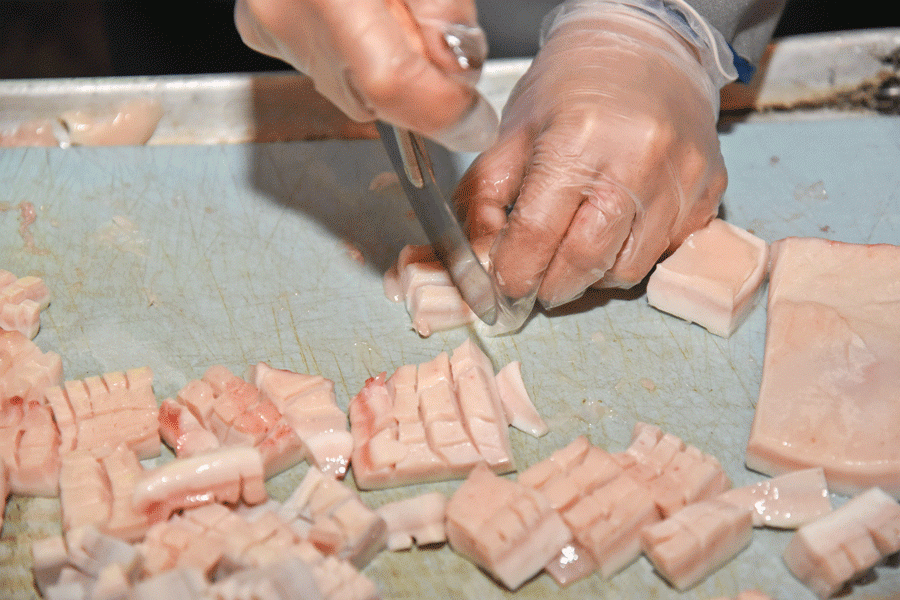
left=234, top=0, right=498, bottom=152
left=454, top=0, right=734, bottom=311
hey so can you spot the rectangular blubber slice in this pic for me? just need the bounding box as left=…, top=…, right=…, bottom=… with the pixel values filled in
left=446, top=464, right=571, bottom=590
left=746, top=238, right=900, bottom=498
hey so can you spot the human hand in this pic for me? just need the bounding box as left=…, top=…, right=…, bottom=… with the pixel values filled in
left=234, top=0, right=498, bottom=152
left=454, top=0, right=732, bottom=310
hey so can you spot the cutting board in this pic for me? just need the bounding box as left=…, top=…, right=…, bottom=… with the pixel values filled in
left=3, top=110, right=900, bottom=599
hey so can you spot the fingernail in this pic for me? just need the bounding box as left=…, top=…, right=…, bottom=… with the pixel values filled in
left=442, top=24, right=488, bottom=84
left=428, top=94, right=499, bottom=153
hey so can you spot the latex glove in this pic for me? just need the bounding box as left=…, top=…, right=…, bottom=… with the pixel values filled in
left=455, top=0, right=734, bottom=312
left=234, top=0, right=498, bottom=152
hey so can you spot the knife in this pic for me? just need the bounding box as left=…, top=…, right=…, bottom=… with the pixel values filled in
left=376, top=120, right=499, bottom=326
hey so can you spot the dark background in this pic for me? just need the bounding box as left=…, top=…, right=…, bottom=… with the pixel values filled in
left=0, top=1, right=893, bottom=80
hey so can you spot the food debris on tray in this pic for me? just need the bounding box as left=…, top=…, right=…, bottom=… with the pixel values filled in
left=375, top=491, right=447, bottom=551
left=717, top=468, right=832, bottom=529
left=0, top=141, right=900, bottom=600
left=4, top=41, right=900, bottom=597
left=3, top=229, right=900, bottom=599
left=58, top=99, right=163, bottom=147
left=1, top=271, right=51, bottom=340
left=1, top=99, right=163, bottom=148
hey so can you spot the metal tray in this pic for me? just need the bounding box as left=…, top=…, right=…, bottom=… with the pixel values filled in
left=2, top=29, right=900, bottom=600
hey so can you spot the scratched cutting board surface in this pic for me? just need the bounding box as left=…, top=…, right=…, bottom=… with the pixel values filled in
left=3, top=113, right=900, bottom=599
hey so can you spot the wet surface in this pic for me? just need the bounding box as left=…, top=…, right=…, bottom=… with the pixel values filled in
left=3, top=112, right=900, bottom=599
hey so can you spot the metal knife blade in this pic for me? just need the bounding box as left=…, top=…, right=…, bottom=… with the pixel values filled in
left=376, top=121, right=498, bottom=326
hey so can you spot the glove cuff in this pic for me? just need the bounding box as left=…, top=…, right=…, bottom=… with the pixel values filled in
left=540, top=0, right=738, bottom=90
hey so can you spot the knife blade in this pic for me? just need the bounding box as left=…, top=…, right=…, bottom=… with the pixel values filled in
left=376, top=120, right=499, bottom=326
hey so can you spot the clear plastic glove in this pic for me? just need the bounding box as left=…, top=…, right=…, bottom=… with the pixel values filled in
left=234, top=0, right=498, bottom=152
left=454, top=0, right=735, bottom=312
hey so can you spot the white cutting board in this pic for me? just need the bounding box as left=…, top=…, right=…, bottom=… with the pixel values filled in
left=2, top=113, right=900, bottom=599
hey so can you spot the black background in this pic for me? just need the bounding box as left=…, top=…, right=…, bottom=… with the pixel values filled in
left=0, top=0, right=893, bottom=79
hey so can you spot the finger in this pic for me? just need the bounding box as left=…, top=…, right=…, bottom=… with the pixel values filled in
left=668, top=152, right=727, bottom=250
left=346, top=7, right=497, bottom=150
left=596, top=165, right=687, bottom=289
left=598, top=139, right=726, bottom=288
left=453, top=131, right=531, bottom=239
left=405, top=0, right=485, bottom=84
left=238, top=0, right=489, bottom=141
left=341, top=9, right=469, bottom=122
left=537, top=179, right=636, bottom=308
left=234, top=0, right=281, bottom=58
left=236, top=0, right=326, bottom=74
left=364, top=0, right=497, bottom=150
left=490, top=130, right=602, bottom=300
